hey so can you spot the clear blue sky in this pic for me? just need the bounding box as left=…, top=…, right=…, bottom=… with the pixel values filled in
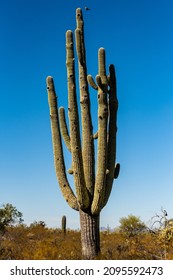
left=1, top=0, right=173, bottom=229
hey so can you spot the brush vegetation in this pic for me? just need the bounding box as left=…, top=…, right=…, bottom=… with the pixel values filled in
left=0, top=221, right=173, bottom=260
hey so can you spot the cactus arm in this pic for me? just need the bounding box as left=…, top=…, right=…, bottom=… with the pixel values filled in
left=87, top=75, right=98, bottom=90
left=91, top=48, right=108, bottom=215
left=98, top=48, right=109, bottom=87
left=46, top=76, right=78, bottom=211
left=76, top=9, right=85, bottom=64
left=66, top=30, right=90, bottom=209
left=75, top=29, right=83, bottom=65
left=75, top=8, right=95, bottom=197
left=103, top=64, right=119, bottom=208
left=59, top=107, right=73, bottom=174
left=59, top=107, right=71, bottom=152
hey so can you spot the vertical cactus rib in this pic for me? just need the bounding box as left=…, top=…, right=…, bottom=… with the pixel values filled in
left=91, top=48, right=108, bottom=215
left=46, top=76, right=78, bottom=211
left=75, top=29, right=83, bottom=65
left=59, top=107, right=71, bottom=152
left=75, top=8, right=95, bottom=197
left=66, top=30, right=90, bottom=209
left=80, top=209, right=100, bottom=259
left=103, top=64, right=119, bottom=208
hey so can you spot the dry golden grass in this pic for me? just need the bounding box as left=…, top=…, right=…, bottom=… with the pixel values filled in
left=0, top=225, right=173, bottom=260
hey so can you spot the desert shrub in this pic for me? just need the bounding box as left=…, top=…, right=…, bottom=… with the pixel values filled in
left=0, top=224, right=173, bottom=260
left=0, top=225, right=82, bottom=260
left=119, top=215, right=147, bottom=237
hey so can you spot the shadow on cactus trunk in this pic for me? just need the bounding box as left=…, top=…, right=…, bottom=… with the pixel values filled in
left=46, top=8, right=119, bottom=259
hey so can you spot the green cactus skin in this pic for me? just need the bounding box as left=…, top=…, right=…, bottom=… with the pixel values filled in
left=46, top=8, right=119, bottom=259
left=66, top=29, right=90, bottom=210
left=46, top=76, right=78, bottom=211
left=59, top=107, right=71, bottom=152
left=91, top=48, right=109, bottom=215
left=62, top=215, right=66, bottom=234
left=75, top=10, right=95, bottom=199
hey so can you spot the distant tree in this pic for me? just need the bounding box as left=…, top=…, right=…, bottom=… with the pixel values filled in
left=0, top=203, right=23, bottom=232
left=119, top=215, right=146, bottom=237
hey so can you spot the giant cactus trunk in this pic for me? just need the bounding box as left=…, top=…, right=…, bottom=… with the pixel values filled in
left=46, top=8, right=119, bottom=259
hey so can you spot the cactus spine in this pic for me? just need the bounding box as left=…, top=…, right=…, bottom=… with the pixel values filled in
left=61, top=215, right=66, bottom=234
left=46, top=8, right=119, bottom=259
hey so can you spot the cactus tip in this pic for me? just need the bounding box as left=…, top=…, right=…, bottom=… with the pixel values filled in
left=66, top=30, right=72, bottom=35
left=46, top=76, right=53, bottom=82
left=76, top=8, right=82, bottom=13
left=99, top=47, right=105, bottom=52
left=46, top=76, right=54, bottom=88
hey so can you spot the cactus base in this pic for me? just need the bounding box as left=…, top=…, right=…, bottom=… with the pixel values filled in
left=80, top=210, right=100, bottom=259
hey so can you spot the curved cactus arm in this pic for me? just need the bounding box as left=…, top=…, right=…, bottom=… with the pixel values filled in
left=96, top=75, right=106, bottom=92
left=87, top=75, right=98, bottom=90
left=103, top=64, right=119, bottom=208
left=59, top=107, right=71, bottom=152
left=66, top=30, right=90, bottom=210
left=91, top=48, right=109, bottom=215
left=46, top=76, right=78, bottom=211
left=75, top=8, right=95, bottom=197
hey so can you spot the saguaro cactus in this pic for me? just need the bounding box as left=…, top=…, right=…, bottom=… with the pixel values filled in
left=61, top=215, right=66, bottom=234
left=46, top=8, right=119, bottom=259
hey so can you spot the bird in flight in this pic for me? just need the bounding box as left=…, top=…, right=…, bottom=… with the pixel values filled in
left=85, top=7, right=91, bottom=11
